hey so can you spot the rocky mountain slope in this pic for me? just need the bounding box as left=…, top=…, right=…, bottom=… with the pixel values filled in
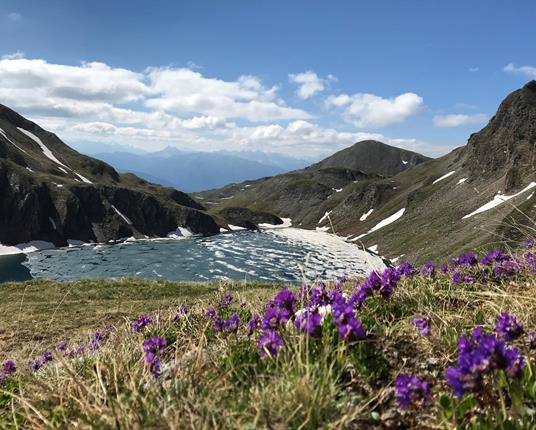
left=0, top=105, right=221, bottom=249
left=195, top=82, right=536, bottom=263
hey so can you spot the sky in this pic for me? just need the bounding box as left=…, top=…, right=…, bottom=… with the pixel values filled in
left=0, top=0, right=535, bottom=160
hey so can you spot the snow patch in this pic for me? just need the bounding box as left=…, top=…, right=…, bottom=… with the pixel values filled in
left=359, top=208, right=374, bottom=221
left=67, top=240, right=87, bottom=247
left=432, top=170, right=456, bottom=184
left=402, top=160, right=408, bottom=165
left=318, top=210, right=332, bottom=224
left=228, top=225, right=246, bottom=231
left=368, top=244, right=378, bottom=253
left=462, top=182, right=536, bottom=219
left=49, top=217, right=57, bottom=230
left=0, top=127, right=28, bottom=154
left=333, top=188, right=343, bottom=192
left=527, top=192, right=534, bottom=200
left=354, top=208, right=406, bottom=239
left=0, top=240, right=55, bottom=256
left=111, top=205, right=133, bottom=225
left=316, top=226, right=330, bottom=232
left=219, top=227, right=229, bottom=233
left=457, top=177, right=468, bottom=185
left=17, top=127, right=69, bottom=169
left=74, top=172, right=93, bottom=184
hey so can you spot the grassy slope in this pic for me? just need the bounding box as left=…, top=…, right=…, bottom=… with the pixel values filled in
left=1, top=262, right=536, bottom=429
left=0, top=280, right=281, bottom=360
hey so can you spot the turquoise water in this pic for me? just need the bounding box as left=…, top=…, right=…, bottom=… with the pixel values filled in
left=0, top=230, right=380, bottom=283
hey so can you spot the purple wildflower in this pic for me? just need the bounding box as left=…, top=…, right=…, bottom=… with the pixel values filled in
left=446, top=329, right=525, bottom=398
left=493, top=260, right=521, bottom=278
left=380, top=267, right=400, bottom=298
left=223, top=313, right=240, bottom=333
left=42, top=352, right=53, bottom=363
left=31, top=358, right=42, bottom=372
left=481, top=248, right=511, bottom=266
left=143, top=336, right=167, bottom=377
left=213, top=316, right=225, bottom=332
left=525, top=236, right=534, bottom=249
left=273, top=288, right=296, bottom=316
left=57, top=341, right=68, bottom=351
left=294, top=309, right=323, bottom=337
left=413, top=316, right=431, bottom=336
left=525, top=252, right=536, bottom=272
left=221, top=293, right=233, bottom=308
left=397, top=262, right=418, bottom=278
left=310, top=282, right=330, bottom=307
left=421, top=261, right=436, bottom=277
left=332, top=301, right=366, bottom=342
left=528, top=332, right=536, bottom=349
left=132, top=315, right=152, bottom=333
left=452, top=271, right=462, bottom=284
left=206, top=307, right=217, bottom=319
left=395, top=374, right=431, bottom=410
left=247, top=314, right=261, bottom=336
left=496, top=311, right=524, bottom=341
left=2, top=361, right=16, bottom=376
left=257, top=330, right=284, bottom=358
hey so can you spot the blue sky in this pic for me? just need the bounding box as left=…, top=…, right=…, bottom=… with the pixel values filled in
left=0, top=0, right=534, bottom=159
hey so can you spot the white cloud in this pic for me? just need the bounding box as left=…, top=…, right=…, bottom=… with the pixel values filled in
left=433, top=113, right=489, bottom=127
left=145, top=67, right=310, bottom=121
left=325, top=92, right=423, bottom=127
left=0, top=56, right=449, bottom=159
left=8, top=12, right=21, bottom=21
left=289, top=71, right=333, bottom=99
left=1, top=51, right=25, bottom=60
left=503, top=63, right=536, bottom=79
left=469, top=67, right=479, bottom=73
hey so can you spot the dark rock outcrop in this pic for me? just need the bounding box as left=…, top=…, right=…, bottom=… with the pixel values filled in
left=218, top=207, right=283, bottom=230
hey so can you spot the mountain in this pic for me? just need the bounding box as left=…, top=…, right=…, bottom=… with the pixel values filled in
left=92, top=148, right=310, bottom=192
left=195, top=82, right=536, bottom=263
left=307, top=140, right=430, bottom=176
left=192, top=140, right=426, bottom=226
left=0, top=104, right=221, bottom=249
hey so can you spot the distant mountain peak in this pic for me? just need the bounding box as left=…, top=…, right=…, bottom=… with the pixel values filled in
left=309, top=139, right=431, bottom=177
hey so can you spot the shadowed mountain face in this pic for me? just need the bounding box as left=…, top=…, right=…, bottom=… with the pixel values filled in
left=195, top=82, right=536, bottom=263
left=0, top=104, right=220, bottom=247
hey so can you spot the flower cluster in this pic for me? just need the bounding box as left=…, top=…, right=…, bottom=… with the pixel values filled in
left=173, top=305, right=188, bottom=321
left=132, top=315, right=152, bottom=332
left=413, top=316, right=431, bottom=336
left=446, top=326, right=525, bottom=398
left=496, top=311, right=524, bottom=341
left=143, top=336, right=167, bottom=377
left=395, top=373, right=431, bottom=410
left=0, top=360, right=16, bottom=384
left=30, top=350, right=55, bottom=372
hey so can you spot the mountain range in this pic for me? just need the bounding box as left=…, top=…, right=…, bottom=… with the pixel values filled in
left=90, top=148, right=310, bottom=192
left=194, top=81, right=536, bottom=263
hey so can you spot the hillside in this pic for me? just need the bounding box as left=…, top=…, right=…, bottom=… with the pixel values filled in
left=0, top=105, right=220, bottom=249
left=195, top=82, right=536, bottom=263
